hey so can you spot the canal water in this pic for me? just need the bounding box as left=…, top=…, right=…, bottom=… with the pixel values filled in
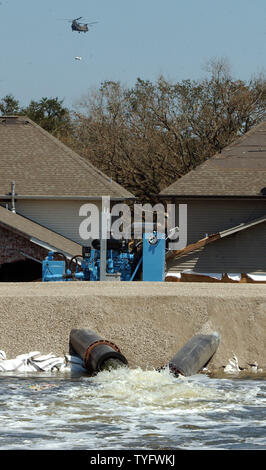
left=0, top=367, right=265, bottom=450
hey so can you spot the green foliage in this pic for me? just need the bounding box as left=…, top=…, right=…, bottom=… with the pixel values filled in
left=0, top=94, right=20, bottom=115
left=0, top=95, right=71, bottom=136
left=20, top=97, right=71, bottom=135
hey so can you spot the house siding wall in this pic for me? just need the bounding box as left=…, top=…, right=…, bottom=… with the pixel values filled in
left=14, top=199, right=102, bottom=246
left=167, top=199, right=266, bottom=274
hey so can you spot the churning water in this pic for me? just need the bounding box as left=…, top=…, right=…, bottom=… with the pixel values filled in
left=0, top=367, right=265, bottom=450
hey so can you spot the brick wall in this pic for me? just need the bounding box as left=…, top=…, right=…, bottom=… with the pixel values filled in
left=0, top=225, right=47, bottom=265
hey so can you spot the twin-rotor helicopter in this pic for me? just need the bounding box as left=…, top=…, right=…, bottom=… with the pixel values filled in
left=58, top=17, right=98, bottom=33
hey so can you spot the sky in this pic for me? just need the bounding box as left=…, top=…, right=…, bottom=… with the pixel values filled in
left=0, top=0, right=265, bottom=110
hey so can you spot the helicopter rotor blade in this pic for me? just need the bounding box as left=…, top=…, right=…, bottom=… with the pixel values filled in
left=73, top=18, right=98, bottom=23
left=57, top=17, right=84, bottom=22
left=79, top=21, right=98, bottom=27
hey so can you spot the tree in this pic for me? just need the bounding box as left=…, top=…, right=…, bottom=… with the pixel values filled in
left=0, top=94, right=72, bottom=137
left=70, top=61, right=265, bottom=202
left=0, top=94, right=20, bottom=115
left=21, top=97, right=72, bottom=136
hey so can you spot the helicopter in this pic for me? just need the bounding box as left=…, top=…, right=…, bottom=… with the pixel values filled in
left=58, top=17, right=98, bottom=33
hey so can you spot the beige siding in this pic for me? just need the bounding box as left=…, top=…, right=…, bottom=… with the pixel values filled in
left=167, top=199, right=266, bottom=274
left=15, top=199, right=102, bottom=246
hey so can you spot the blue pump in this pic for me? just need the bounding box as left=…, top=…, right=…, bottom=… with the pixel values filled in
left=42, top=232, right=165, bottom=282
left=42, top=248, right=136, bottom=282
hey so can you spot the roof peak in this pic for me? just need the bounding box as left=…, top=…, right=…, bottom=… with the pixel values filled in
left=0, top=115, right=134, bottom=200
left=160, top=119, right=266, bottom=197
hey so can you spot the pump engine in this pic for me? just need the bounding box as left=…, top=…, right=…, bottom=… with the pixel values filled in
left=42, top=231, right=166, bottom=282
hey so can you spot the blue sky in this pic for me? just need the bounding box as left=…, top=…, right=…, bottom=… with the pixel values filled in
left=0, top=0, right=265, bottom=109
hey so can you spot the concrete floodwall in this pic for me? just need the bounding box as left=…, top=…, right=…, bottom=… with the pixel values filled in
left=0, top=282, right=265, bottom=372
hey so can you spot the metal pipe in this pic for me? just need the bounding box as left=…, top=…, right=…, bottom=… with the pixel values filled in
left=20, top=251, right=42, bottom=264
left=166, top=332, right=221, bottom=377
left=100, top=237, right=107, bottom=281
left=11, top=181, right=16, bottom=213
left=69, top=328, right=128, bottom=375
left=129, top=256, right=142, bottom=281
left=100, top=199, right=110, bottom=281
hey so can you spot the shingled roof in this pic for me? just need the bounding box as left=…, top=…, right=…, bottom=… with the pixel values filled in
left=160, top=120, right=266, bottom=197
left=0, top=116, right=134, bottom=200
left=0, top=205, right=82, bottom=257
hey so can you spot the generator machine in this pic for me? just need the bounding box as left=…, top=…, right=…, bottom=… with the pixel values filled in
left=42, top=230, right=166, bottom=283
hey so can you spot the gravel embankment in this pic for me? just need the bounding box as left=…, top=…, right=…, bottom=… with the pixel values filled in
left=0, top=282, right=265, bottom=372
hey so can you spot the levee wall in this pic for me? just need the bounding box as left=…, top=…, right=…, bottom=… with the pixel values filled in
left=0, top=282, right=265, bottom=371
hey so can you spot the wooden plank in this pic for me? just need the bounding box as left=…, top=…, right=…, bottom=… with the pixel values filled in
left=166, top=233, right=221, bottom=261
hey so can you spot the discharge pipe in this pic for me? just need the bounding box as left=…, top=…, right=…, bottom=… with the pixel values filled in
left=69, top=328, right=128, bottom=375
left=166, top=332, right=221, bottom=377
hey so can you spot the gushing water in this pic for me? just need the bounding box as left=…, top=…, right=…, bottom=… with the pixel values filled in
left=0, top=367, right=265, bottom=450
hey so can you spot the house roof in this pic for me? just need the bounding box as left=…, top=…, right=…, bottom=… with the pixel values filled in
left=0, top=115, right=134, bottom=200
left=166, top=214, right=266, bottom=262
left=0, top=205, right=82, bottom=258
left=160, top=120, right=266, bottom=197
